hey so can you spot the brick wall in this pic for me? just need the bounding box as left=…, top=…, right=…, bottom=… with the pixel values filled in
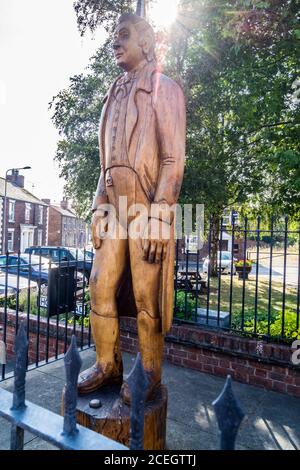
left=48, top=207, right=62, bottom=246
left=0, top=310, right=90, bottom=364
left=118, top=318, right=300, bottom=398
left=4, top=199, right=48, bottom=252
left=1, top=311, right=299, bottom=398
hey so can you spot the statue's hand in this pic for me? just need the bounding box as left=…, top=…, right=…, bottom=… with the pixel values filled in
left=91, top=209, right=108, bottom=250
left=141, top=218, right=170, bottom=264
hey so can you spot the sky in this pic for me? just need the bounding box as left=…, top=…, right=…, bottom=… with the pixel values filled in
left=0, top=0, right=179, bottom=204
left=0, top=0, right=105, bottom=203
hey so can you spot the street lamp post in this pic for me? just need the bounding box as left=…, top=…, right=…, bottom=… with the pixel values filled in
left=2, top=166, right=31, bottom=254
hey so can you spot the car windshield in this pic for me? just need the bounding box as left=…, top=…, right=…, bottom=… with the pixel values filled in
left=205, top=252, right=232, bottom=261
left=67, top=248, right=86, bottom=261
left=220, top=252, right=231, bottom=260
left=19, top=254, right=52, bottom=268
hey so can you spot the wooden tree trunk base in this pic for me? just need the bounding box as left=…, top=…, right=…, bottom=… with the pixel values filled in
left=62, top=384, right=168, bottom=450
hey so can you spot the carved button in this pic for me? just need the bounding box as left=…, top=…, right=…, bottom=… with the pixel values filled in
left=106, top=175, right=113, bottom=187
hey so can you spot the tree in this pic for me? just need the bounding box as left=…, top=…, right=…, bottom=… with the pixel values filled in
left=51, top=0, right=300, bottom=258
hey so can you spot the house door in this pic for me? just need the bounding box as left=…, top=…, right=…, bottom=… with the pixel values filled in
left=20, top=227, right=35, bottom=253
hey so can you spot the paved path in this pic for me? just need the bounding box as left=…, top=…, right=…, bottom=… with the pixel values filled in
left=1, top=349, right=300, bottom=450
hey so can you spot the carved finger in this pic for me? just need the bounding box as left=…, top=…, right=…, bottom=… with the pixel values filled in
left=92, top=221, right=102, bottom=250
left=162, top=243, right=168, bottom=261
left=148, top=241, right=157, bottom=264
left=155, top=242, right=163, bottom=264
left=143, top=239, right=150, bottom=261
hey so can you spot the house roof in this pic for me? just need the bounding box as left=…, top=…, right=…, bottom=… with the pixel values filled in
left=0, top=178, right=48, bottom=206
left=50, top=204, right=77, bottom=218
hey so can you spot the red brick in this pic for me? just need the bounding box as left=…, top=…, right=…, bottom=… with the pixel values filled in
left=214, top=366, right=229, bottom=377
left=273, top=365, right=287, bottom=375
left=202, top=349, right=214, bottom=357
left=171, top=357, right=183, bottom=366
left=287, top=368, right=300, bottom=378
left=248, top=375, right=270, bottom=388
left=169, top=348, right=187, bottom=359
left=254, top=369, right=267, bottom=378
left=272, top=381, right=287, bottom=393
left=182, top=359, right=202, bottom=371
left=292, top=376, right=300, bottom=386
left=287, top=385, right=300, bottom=398
left=268, top=372, right=287, bottom=382
left=232, top=369, right=249, bottom=383
left=202, top=356, right=219, bottom=366
left=248, top=359, right=273, bottom=371
left=202, top=364, right=214, bottom=374
left=231, top=363, right=250, bottom=374
left=219, top=359, right=231, bottom=369
left=187, top=352, right=198, bottom=361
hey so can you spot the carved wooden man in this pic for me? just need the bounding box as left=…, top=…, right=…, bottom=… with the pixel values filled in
left=78, top=12, right=186, bottom=404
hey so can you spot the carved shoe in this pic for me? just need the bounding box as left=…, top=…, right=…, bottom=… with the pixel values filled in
left=120, top=374, right=161, bottom=405
left=78, top=363, right=123, bottom=396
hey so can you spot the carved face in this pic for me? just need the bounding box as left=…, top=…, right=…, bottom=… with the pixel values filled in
left=113, top=21, right=145, bottom=71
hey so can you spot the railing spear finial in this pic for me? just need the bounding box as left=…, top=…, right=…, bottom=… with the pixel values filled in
left=136, top=0, right=147, bottom=19
left=63, top=335, right=82, bottom=436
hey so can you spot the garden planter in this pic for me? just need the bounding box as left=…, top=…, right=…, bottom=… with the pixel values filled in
left=236, top=265, right=252, bottom=280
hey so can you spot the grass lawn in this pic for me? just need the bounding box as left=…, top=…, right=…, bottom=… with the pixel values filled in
left=198, top=275, right=298, bottom=315
left=174, top=274, right=300, bottom=341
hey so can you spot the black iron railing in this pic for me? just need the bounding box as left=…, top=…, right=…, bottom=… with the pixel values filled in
left=0, top=322, right=244, bottom=450
left=0, top=217, right=299, bottom=382
left=174, top=217, right=300, bottom=344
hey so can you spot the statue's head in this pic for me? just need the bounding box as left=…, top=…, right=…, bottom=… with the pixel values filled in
left=113, top=13, right=156, bottom=71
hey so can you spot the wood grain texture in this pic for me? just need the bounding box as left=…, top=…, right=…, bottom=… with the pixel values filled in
left=72, top=384, right=167, bottom=450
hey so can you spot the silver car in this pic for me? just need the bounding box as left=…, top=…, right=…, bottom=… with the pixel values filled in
left=203, top=251, right=237, bottom=275
left=0, top=272, right=37, bottom=298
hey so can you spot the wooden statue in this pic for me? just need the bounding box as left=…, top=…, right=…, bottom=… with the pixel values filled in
left=78, top=10, right=186, bottom=405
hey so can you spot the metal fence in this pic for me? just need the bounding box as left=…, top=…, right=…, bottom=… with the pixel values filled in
left=174, top=216, right=300, bottom=344
left=0, top=216, right=299, bottom=382
left=1, top=322, right=244, bottom=450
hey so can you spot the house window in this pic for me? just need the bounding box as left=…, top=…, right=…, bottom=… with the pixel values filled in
left=7, top=229, right=14, bottom=252
left=38, top=206, right=43, bottom=225
left=25, top=203, right=31, bottom=223
left=37, top=229, right=43, bottom=246
left=8, top=200, right=15, bottom=222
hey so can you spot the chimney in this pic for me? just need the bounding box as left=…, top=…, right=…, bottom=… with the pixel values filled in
left=42, top=198, right=50, bottom=205
left=60, top=197, right=69, bottom=210
left=7, top=169, right=24, bottom=188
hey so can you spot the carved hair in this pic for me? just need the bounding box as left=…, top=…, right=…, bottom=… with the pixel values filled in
left=118, top=13, right=156, bottom=62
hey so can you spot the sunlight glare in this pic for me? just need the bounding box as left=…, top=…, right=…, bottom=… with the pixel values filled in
left=149, top=0, right=179, bottom=29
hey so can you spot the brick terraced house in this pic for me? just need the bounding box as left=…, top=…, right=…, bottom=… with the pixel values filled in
left=45, top=198, right=90, bottom=248
left=0, top=171, right=49, bottom=253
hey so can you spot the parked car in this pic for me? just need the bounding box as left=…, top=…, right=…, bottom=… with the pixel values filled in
left=25, top=247, right=93, bottom=279
left=0, top=254, right=85, bottom=289
left=84, top=250, right=94, bottom=262
left=0, top=271, right=37, bottom=298
left=202, top=251, right=237, bottom=275
left=0, top=254, right=53, bottom=285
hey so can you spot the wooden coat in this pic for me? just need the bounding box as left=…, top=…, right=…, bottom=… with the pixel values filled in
left=93, top=61, right=186, bottom=334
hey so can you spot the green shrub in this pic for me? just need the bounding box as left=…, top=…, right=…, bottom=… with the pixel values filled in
left=232, top=308, right=300, bottom=342
left=174, top=290, right=196, bottom=320
left=269, top=311, right=300, bottom=340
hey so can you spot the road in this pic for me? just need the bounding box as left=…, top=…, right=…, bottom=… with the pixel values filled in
left=176, top=260, right=299, bottom=288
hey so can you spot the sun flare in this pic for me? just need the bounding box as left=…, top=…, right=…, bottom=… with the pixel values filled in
left=148, top=0, right=179, bottom=30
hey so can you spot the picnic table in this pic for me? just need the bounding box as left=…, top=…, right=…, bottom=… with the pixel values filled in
left=174, top=269, right=207, bottom=297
